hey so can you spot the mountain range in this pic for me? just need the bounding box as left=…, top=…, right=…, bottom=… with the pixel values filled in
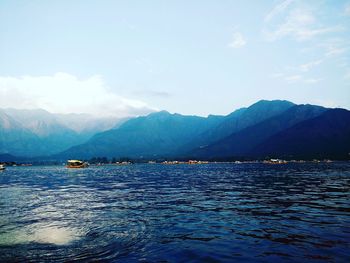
left=0, top=108, right=125, bottom=157
left=1, top=100, right=349, bottom=161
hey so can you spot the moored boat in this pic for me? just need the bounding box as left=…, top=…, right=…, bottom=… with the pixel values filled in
left=0, top=164, right=5, bottom=170
left=263, top=159, right=288, bottom=164
left=115, top=161, right=132, bottom=165
left=66, top=160, right=89, bottom=168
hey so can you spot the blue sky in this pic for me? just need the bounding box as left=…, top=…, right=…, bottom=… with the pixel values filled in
left=0, top=0, right=349, bottom=117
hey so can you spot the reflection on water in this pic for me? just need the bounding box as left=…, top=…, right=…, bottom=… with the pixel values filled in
left=32, top=226, right=77, bottom=245
left=0, top=163, right=349, bottom=262
left=0, top=224, right=80, bottom=246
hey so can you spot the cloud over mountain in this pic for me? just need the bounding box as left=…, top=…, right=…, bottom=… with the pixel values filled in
left=0, top=73, right=156, bottom=117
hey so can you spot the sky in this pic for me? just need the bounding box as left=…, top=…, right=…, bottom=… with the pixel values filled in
left=0, top=0, right=349, bottom=117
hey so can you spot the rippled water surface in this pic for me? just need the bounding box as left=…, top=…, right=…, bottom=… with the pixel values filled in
left=0, top=163, right=349, bottom=262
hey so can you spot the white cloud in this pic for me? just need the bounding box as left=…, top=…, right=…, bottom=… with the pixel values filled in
left=264, top=0, right=295, bottom=22
left=136, top=90, right=171, bottom=98
left=270, top=72, right=284, bottom=78
left=285, top=74, right=302, bottom=82
left=279, top=74, right=321, bottom=84
left=325, top=46, right=347, bottom=57
left=0, top=72, right=156, bottom=117
left=263, top=6, right=344, bottom=42
left=228, top=32, right=246, bottom=48
left=344, top=69, right=350, bottom=80
left=304, top=78, right=321, bottom=84
left=317, top=38, right=349, bottom=58
left=299, top=59, right=322, bottom=72
left=345, top=4, right=350, bottom=16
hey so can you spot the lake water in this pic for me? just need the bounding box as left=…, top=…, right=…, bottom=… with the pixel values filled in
left=0, top=163, right=349, bottom=262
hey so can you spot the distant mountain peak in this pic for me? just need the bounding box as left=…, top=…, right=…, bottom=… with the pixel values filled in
left=148, top=110, right=172, bottom=118
left=154, top=110, right=171, bottom=115
left=249, top=99, right=295, bottom=108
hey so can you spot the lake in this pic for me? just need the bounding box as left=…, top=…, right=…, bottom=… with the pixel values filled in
left=0, top=163, right=349, bottom=262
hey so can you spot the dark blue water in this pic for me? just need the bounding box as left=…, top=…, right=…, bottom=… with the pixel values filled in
left=0, top=163, right=349, bottom=262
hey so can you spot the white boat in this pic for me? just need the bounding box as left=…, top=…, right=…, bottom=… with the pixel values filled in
left=66, top=160, right=89, bottom=168
left=0, top=164, right=5, bottom=170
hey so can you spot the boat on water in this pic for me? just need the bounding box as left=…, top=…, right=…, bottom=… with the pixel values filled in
left=0, top=164, right=5, bottom=170
left=115, top=161, right=132, bottom=165
left=66, top=160, right=89, bottom=168
left=263, top=159, right=288, bottom=164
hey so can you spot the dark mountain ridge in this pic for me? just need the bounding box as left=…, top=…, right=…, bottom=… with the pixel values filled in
left=180, top=100, right=295, bottom=151
left=57, top=100, right=349, bottom=160
left=252, top=108, right=350, bottom=159
left=1, top=100, right=349, bottom=161
left=58, top=110, right=225, bottom=159
left=191, top=104, right=327, bottom=159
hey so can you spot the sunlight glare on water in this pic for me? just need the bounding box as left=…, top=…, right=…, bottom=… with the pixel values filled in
left=0, top=225, right=80, bottom=246
left=31, top=225, right=80, bottom=245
